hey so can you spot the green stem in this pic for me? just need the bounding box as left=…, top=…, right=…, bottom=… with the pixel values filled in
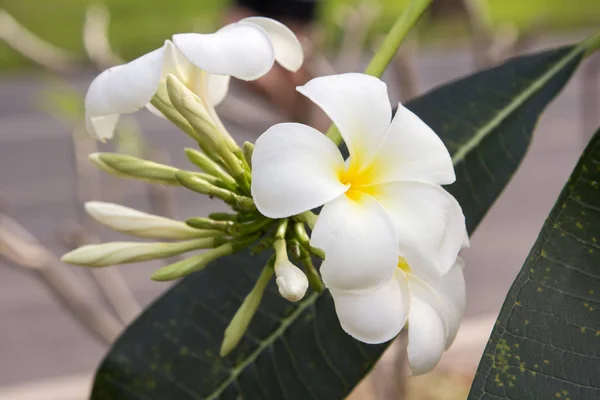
left=293, top=222, right=325, bottom=260
left=295, top=211, right=317, bottom=230
left=151, top=235, right=257, bottom=281
left=299, top=248, right=324, bottom=293
left=583, top=31, right=600, bottom=57
left=325, top=0, right=433, bottom=145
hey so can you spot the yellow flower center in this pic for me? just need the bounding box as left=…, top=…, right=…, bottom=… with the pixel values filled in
left=397, top=257, right=412, bottom=274
left=338, top=159, right=378, bottom=201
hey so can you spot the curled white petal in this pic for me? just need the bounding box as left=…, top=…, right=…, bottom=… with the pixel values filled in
left=372, top=181, right=468, bottom=278
left=251, top=122, right=347, bottom=218
left=85, top=201, right=218, bottom=240
left=330, top=273, right=409, bottom=344
left=274, top=260, right=309, bottom=302
left=241, top=17, right=304, bottom=72
left=173, top=22, right=275, bottom=81
left=407, top=258, right=466, bottom=349
left=84, top=40, right=188, bottom=140
left=311, top=192, right=398, bottom=291
left=369, top=103, right=455, bottom=185
left=297, top=73, right=392, bottom=170
left=407, top=296, right=446, bottom=375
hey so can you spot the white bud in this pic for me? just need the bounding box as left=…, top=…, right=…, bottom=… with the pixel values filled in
left=85, top=202, right=224, bottom=240
left=274, top=260, right=309, bottom=302
left=61, top=237, right=216, bottom=267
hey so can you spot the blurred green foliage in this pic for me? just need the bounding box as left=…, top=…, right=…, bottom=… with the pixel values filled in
left=2, top=0, right=599, bottom=71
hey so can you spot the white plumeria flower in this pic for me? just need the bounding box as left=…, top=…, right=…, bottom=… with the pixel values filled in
left=251, top=73, right=469, bottom=346
left=85, top=17, right=303, bottom=141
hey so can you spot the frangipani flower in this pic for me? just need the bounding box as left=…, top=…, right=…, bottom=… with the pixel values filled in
left=252, top=72, right=468, bottom=278
left=332, top=257, right=466, bottom=375
left=251, top=73, right=469, bottom=351
left=85, top=17, right=303, bottom=141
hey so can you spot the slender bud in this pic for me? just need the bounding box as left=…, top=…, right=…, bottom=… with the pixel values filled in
left=61, top=237, right=222, bottom=267
left=166, top=75, right=220, bottom=144
left=243, top=141, right=254, bottom=169
left=175, top=171, right=255, bottom=211
left=274, top=260, right=309, bottom=302
left=91, top=152, right=179, bottom=185
left=166, top=75, right=245, bottom=184
left=85, top=202, right=225, bottom=240
left=151, top=235, right=257, bottom=281
left=89, top=153, right=127, bottom=178
left=220, top=263, right=274, bottom=356
left=209, top=212, right=238, bottom=221
left=185, top=148, right=237, bottom=187
left=186, top=217, right=233, bottom=233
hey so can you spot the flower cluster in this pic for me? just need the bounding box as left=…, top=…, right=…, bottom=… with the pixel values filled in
left=251, top=73, right=469, bottom=374
left=63, top=17, right=468, bottom=375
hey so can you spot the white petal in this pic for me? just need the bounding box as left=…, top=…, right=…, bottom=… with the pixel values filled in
left=205, top=73, right=231, bottom=106
left=241, top=17, right=304, bottom=72
left=297, top=74, right=392, bottom=169
left=430, top=258, right=466, bottom=347
left=330, top=274, right=409, bottom=344
left=311, top=192, right=398, bottom=291
left=85, top=44, right=166, bottom=140
left=369, top=103, right=455, bottom=185
left=407, top=258, right=466, bottom=349
left=372, top=181, right=468, bottom=278
left=173, top=22, right=275, bottom=81
left=251, top=123, right=347, bottom=218
left=86, top=114, right=120, bottom=141
left=407, top=297, right=446, bottom=375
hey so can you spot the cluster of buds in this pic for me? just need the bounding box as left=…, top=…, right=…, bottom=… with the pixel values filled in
left=62, top=73, right=323, bottom=354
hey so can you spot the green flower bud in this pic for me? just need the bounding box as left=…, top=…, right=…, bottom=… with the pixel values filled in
left=220, top=263, right=274, bottom=356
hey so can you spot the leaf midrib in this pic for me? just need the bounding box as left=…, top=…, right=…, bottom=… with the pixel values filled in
left=451, top=44, right=584, bottom=165
left=206, top=292, right=320, bottom=400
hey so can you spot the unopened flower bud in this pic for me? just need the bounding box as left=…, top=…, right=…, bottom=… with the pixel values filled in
left=85, top=202, right=224, bottom=240
left=274, top=260, right=309, bottom=302
left=91, top=152, right=179, bottom=185
left=61, top=237, right=219, bottom=267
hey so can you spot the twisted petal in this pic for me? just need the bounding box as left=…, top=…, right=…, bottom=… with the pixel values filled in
left=407, top=296, right=446, bottom=375
left=330, top=274, right=409, bottom=344
left=242, top=17, right=304, bottom=71
left=407, top=258, right=466, bottom=349
left=369, top=104, right=455, bottom=185
left=311, top=192, right=398, bottom=291
left=297, top=74, right=392, bottom=169
left=173, top=22, right=275, bottom=81
left=372, top=181, right=468, bottom=278
left=85, top=41, right=187, bottom=140
left=251, top=123, right=347, bottom=218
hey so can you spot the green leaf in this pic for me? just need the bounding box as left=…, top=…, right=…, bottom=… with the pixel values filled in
left=91, top=42, right=589, bottom=400
left=468, top=129, right=600, bottom=399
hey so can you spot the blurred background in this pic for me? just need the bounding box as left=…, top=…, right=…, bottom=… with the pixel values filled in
left=1, top=0, right=599, bottom=399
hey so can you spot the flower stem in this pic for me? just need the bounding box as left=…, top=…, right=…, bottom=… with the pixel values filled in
left=325, top=0, right=433, bottom=145
left=295, top=211, right=317, bottom=230
left=299, top=248, right=324, bottom=293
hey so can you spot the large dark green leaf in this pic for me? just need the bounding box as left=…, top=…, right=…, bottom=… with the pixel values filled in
left=468, top=130, right=600, bottom=399
left=91, top=42, right=589, bottom=400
